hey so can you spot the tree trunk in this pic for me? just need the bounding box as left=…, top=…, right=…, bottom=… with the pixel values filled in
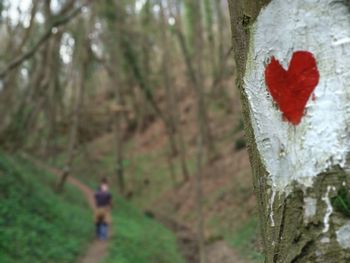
left=159, top=0, right=190, bottom=183
left=227, top=1, right=350, bottom=262
left=211, top=0, right=225, bottom=95
left=175, top=0, right=217, bottom=162
left=57, top=33, right=88, bottom=192
left=204, top=0, right=216, bottom=85
left=57, top=70, right=84, bottom=192
left=42, top=31, right=63, bottom=157
left=193, top=0, right=217, bottom=161
left=195, top=132, right=207, bottom=263
left=110, top=69, right=126, bottom=196
left=113, top=92, right=126, bottom=196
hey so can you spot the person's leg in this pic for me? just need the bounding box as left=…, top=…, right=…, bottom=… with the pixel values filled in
left=96, top=222, right=103, bottom=239
left=100, top=223, right=108, bottom=240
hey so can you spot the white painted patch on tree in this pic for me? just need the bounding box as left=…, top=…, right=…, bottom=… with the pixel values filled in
left=303, top=197, right=317, bottom=224
left=244, top=0, right=350, bottom=192
left=269, top=189, right=276, bottom=227
left=336, top=221, right=350, bottom=249
left=321, top=186, right=333, bottom=233
left=320, top=237, right=330, bottom=244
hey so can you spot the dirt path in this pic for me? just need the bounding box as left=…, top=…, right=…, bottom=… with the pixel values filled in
left=25, top=156, right=109, bottom=263
left=67, top=174, right=110, bottom=263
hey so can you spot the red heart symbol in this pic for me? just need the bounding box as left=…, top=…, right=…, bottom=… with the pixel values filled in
left=265, top=51, right=320, bottom=125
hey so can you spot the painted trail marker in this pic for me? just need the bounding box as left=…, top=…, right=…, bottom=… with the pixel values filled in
left=244, top=0, right=350, bottom=193
left=265, top=51, right=319, bottom=125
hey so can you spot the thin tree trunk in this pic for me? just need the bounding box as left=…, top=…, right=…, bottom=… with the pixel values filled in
left=100, top=64, right=126, bottom=195
left=57, top=36, right=88, bottom=191
left=204, top=0, right=217, bottom=85
left=97, top=51, right=135, bottom=196
left=177, top=128, right=190, bottom=181
left=195, top=133, right=207, bottom=263
left=211, top=0, right=226, bottom=95
left=174, top=1, right=217, bottom=162
left=193, top=0, right=216, bottom=161
left=159, top=0, right=190, bottom=183
left=43, top=31, right=63, bottom=157
left=57, top=71, right=84, bottom=191
left=108, top=66, right=126, bottom=196
left=113, top=93, right=126, bottom=195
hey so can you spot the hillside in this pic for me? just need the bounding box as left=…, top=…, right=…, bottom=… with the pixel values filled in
left=0, top=153, right=92, bottom=263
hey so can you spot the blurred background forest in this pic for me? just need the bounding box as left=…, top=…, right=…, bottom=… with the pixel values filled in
left=0, top=0, right=261, bottom=262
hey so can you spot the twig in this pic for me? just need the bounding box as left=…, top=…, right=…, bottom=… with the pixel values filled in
left=0, top=0, right=92, bottom=79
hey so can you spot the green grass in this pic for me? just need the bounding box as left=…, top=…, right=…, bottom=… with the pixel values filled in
left=0, top=153, right=93, bottom=263
left=226, top=216, right=264, bottom=262
left=103, top=198, right=185, bottom=263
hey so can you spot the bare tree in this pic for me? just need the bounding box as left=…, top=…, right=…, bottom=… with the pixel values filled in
left=174, top=0, right=217, bottom=162
left=57, top=22, right=90, bottom=191
left=0, top=0, right=92, bottom=79
left=159, top=1, right=190, bottom=182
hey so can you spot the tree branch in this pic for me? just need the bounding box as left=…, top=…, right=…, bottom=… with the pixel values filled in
left=0, top=0, right=92, bottom=79
left=15, top=0, right=39, bottom=54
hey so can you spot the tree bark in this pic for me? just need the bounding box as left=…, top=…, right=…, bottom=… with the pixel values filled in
left=175, top=0, right=217, bottom=162
left=57, top=69, right=85, bottom=192
left=159, top=1, right=190, bottom=183
left=204, top=0, right=217, bottom=86
left=106, top=63, right=126, bottom=196
left=227, top=1, right=350, bottom=262
left=193, top=0, right=217, bottom=161
left=113, top=84, right=126, bottom=196
left=195, top=132, right=207, bottom=263
left=57, top=30, right=89, bottom=192
left=0, top=0, right=92, bottom=79
left=211, top=0, right=226, bottom=95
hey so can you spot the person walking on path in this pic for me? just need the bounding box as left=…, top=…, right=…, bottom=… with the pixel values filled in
left=94, top=178, right=112, bottom=240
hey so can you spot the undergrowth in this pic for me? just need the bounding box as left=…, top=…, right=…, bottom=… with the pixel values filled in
left=331, top=186, right=350, bottom=217
left=103, top=197, right=185, bottom=263
left=0, top=153, right=92, bottom=263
